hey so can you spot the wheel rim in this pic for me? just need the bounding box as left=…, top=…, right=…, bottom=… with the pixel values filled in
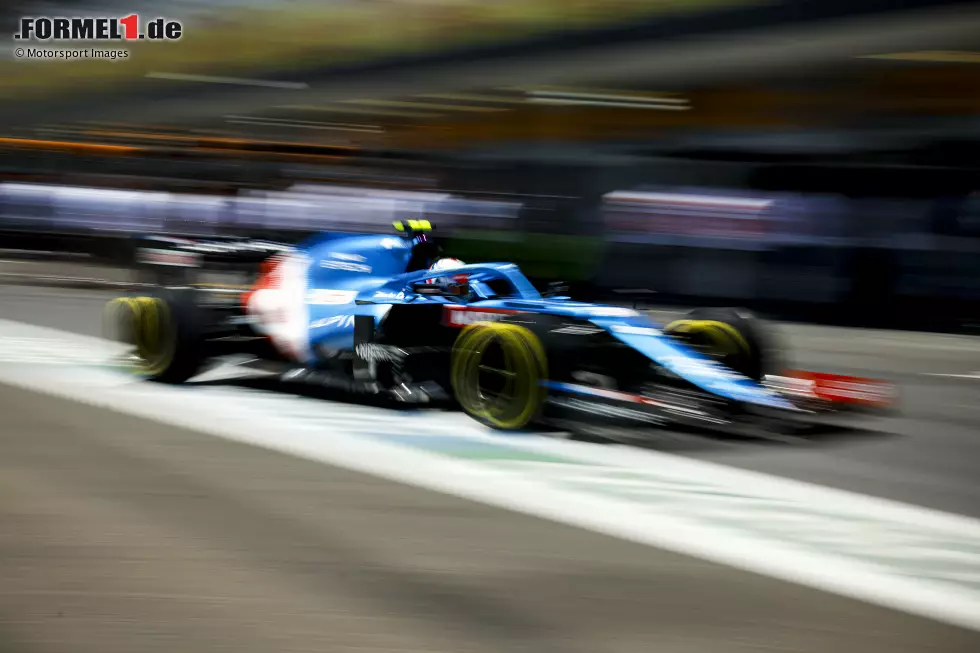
left=453, top=323, right=545, bottom=429
left=475, top=336, right=519, bottom=414
left=136, top=298, right=175, bottom=374
left=108, top=296, right=175, bottom=376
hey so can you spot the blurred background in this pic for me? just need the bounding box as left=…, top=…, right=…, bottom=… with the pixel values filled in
left=3, top=0, right=980, bottom=330
left=5, top=4, right=980, bottom=653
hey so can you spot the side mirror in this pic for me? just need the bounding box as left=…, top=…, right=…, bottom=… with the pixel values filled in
left=543, top=281, right=570, bottom=298
left=410, top=281, right=445, bottom=295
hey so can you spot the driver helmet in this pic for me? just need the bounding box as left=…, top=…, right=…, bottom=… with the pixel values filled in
left=425, top=257, right=465, bottom=284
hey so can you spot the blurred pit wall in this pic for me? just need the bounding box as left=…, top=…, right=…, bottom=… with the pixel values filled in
left=452, top=186, right=980, bottom=332
left=3, top=180, right=980, bottom=333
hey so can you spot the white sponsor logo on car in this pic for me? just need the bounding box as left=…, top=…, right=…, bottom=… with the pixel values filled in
left=331, top=252, right=366, bottom=262
left=321, top=252, right=371, bottom=273
left=610, top=325, right=661, bottom=336
left=552, top=326, right=604, bottom=336
left=321, top=260, right=372, bottom=273
left=310, top=315, right=355, bottom=330
left=372, top=291, right=406, bottom=301
left=580, top=306, right=639, bottom=317
left=445, top=309, right=511, bottom=327
left=660, top=355, right=749, bottom=383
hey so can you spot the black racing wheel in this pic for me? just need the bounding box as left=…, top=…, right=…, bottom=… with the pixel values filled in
left=450, top=321, right=548, bottom=430
left=664, top=307, right=778, bottom=382
left=104, top=288, right=207, bottom=384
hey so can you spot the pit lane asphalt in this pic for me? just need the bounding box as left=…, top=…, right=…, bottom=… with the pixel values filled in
left=6, top=382, right=980, bottom=653
left=1, top=285, right=978, bottom=653
left=0, top=285, right=978, bottom=651
left=2, top=285, right=980, bottom=652
left=4, top=284, right=980, bottom=518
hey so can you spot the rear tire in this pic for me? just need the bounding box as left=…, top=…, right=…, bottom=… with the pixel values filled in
left=104, top=288, right=207, bottom=384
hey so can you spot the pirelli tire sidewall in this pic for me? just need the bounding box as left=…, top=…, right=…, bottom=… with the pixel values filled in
left=106, top=288, right=208, bottom=384
left=666, top=307, right=779, bottom=382
left=450, top=318, right=550, bottom=431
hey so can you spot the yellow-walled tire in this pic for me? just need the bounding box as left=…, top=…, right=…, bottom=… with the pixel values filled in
left=103, top=289, right=205, bottom=384
left=451, top=322, right=548, bottom=430
left=664, top=307, right=776, bottom=381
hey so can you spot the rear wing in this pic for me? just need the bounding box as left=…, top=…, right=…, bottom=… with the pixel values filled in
left=132, top=235, right=294, bottom=286
left=134, top=235, right=292, bottom=268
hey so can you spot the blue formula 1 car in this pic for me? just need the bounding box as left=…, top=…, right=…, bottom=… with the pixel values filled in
left=105, top=222, right=896, bottom=439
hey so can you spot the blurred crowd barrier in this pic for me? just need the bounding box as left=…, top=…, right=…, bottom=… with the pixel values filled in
left=0, top=181, right=519, bottom=238
left=598, top=187, right=980, bottom=329
left=2, top=181, right=980, bottom=331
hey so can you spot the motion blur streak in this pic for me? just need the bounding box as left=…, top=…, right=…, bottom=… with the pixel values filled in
left=3, top=0, right=980, bottom=650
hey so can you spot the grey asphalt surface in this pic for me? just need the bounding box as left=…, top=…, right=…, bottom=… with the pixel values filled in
left=4, top=284, right=980, bottom=517
left=1, top=283, right=979, bottom=652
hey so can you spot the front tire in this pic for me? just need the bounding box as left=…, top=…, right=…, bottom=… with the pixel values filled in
left=450, top=322, right=548, bottom=430
left=664, top=307, right=776, bottom=382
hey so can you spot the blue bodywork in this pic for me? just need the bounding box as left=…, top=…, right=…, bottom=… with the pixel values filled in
left=295, top=232, right=793, bottom=410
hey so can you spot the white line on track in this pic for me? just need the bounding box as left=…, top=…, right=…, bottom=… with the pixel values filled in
left=1, top=317, right=980, bottom=632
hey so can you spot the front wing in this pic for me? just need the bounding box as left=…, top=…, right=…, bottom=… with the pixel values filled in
left=540, top=371, right=897, bottom=439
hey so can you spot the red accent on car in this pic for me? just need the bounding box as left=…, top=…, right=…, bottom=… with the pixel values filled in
left=241, top=255, right=284, bottom=309
left=441, top=306, right=524, bottom=328
left=785, top=370, right=896, bottom=407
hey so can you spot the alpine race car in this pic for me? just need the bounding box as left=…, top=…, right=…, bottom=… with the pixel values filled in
left=104, top=221, right=896, bottom=440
